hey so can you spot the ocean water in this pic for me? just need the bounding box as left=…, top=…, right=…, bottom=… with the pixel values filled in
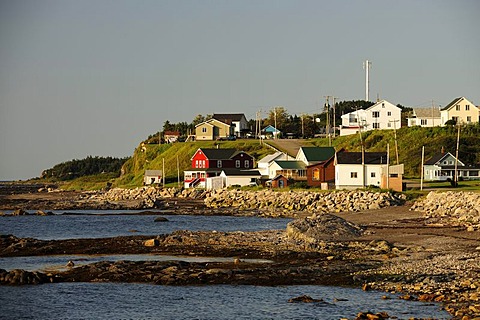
left=0, top=283, right=450, bottom=320
left=0, top=212, right=292, bottom=240
left=0, top=212, right=451, bottom=319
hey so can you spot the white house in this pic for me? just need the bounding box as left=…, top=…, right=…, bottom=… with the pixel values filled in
left=423, top=151, right=480, bottom=181
left=440, top=97, right=480, bottom=125
left=407, top=108, right=442, bottom=127
left=257, top=152, right=290, bottom=176
left=212, top=113, right=249, bottom=138
left=340, top=100, right=402, bottom=136
left=144, top=170, right=162, bottom=185
left=335, top=152, right=388, bottom=189
left=219, top=169, right=261, bottom=187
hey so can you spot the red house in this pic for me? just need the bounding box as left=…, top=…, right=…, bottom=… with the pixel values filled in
left=184, top=148, right=255, bottom=188
left=306, top=154, right=336, bottom=188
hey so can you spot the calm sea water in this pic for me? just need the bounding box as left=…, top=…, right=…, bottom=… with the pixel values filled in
left=0, top=212, right=450, bottom=319
left=0, top=283, right=450, bottom=320
left=0, top=212, right=292, bottom=240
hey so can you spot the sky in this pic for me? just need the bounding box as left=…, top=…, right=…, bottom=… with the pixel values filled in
left=1, top=0, right=479, bottom=180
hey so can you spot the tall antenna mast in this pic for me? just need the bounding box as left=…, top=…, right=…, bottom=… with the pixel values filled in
left=363, top=60, right=372, bottom=101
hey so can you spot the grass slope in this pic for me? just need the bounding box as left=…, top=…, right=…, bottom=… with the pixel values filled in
left=114, top=140, right=277, bottom=188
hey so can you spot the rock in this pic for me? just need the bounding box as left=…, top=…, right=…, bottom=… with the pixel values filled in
left=144, top=239, right=159, bottom=247
left=286, top=214, right=363, bottom=242
left=36, top=210, right=53, bottom=216
left=154, top=217, right=169, bottom=222
left=12, top=209, right=28, bottom=216
left=288, top=295, right=324, bottom=303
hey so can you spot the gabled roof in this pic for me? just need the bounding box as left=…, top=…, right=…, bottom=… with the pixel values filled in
left=263, top=125, right=281, bottom=133
left=336, top=152, right=388, bottom=165
left=163, top=131, right=180, bottom=136
left=297, top=147, right=335, bottom=162
left=221, top=169, right=261, bottom=176
left=195, top=118, right=230, bottom=128
left=424, top=152, right=451, bottom=165
left=412, top=108, right=441, bottom=118
left=441, top=97, right=463, bottom=111
left=424, top=152, right=465, bottom=166
left=257, top=151, right=286, bottom=164
left=365, top=100, right=399, bottom=111
left=272, top=160, right=306, bottom=170
left=145, top=170, right=162, bottom=176
left=212, top=113, right=246, bottom=123
left=198, top=148, right=240, bottom=160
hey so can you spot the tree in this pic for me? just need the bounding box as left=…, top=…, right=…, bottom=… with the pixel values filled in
left=266, top=107, right=289, bottom=131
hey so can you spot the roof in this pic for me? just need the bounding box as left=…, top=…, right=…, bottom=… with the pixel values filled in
left=272, top=160, right=306, bottom=170
left=196, top=148, right=249, bottom=160
left=424, top=152, right=451, bottom=165
left=365, top=100, right=399, bottom=111
left=298, top=147, right=335, bottom=162
left=263, top=125, right=281, bottom=133
left=195, top=118, right=230, bottom=128
left=441, top=97, right=463, bottom=111
left=212, top=113, right=246, bottom=122
left=412, top=108, right=441, bottom=118
left=336, top=152, right=388, bottom=165
left=257, top=152, right=286, bottom=164
left=145, top=170, right=162, bottom=176
left=221, top=169, right=261, bottom=176
left=163, top=131, right=180, bottom=136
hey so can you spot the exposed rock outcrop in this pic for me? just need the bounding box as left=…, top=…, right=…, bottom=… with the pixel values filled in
left=411, top=191, right=480, bottom=229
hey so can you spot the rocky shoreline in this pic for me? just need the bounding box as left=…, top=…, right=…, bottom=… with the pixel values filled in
left=1, top=186, right=479, bottom=319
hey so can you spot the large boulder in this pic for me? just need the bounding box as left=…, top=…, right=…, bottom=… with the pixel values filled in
left=286, top=213, right=363, bottom=242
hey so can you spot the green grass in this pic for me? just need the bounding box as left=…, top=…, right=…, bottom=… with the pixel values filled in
left=60, top=172, right=119, bottom=191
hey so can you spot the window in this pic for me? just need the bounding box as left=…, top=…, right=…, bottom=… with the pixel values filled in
left=382, top=103, right=385, bottom=108
left=467, top=116, right=471, bottom=122
left=421, top=119, right=427, bottom=125
left=351, top=172, right=358, bottom=178
left=202, top=127, right=207, bottom=133
left=235, top=160, right=241, bottom=168
left=217, top=160, right=222, bottom=168
left=244, top=160, right=249, bottom=168
left=373, top=123, right=380, bottom=129
left=466, top=105, right=470, bottom=111
left=456, top=105, right=460, bottom=111
left=195, top=160, right=199, bottom=168
left=387, top=122, right=391, bottom=128
left=387, top=111, right=392, bottom=116
left=312, top=168, right=320, bottom=181
left=371, top=172, right=376, bottom=178
left=372, top=111, right=380, bottom=118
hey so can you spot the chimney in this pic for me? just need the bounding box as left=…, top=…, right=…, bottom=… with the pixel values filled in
left=441, top=146, right=445, bottom=154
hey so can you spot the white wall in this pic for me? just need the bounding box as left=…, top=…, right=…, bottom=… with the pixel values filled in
left=335, top=164, right=387, bottom=189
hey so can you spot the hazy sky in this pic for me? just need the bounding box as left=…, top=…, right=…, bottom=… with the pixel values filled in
left=1, top=0, right=479, bottom=180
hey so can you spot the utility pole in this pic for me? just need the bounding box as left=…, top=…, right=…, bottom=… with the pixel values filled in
left=324, top=96, right=331, bottom=146
left=300, top=113, right=305, bottom=138
left=332, top=96, right=337, bottom=138
left=431, top=100, right=435, bottom=127
left=421, top=146, right=425, bottom=191
left=386, top=143, right=390, bottom=189
left=454, top=121, right=461, bottom=186
left=389, top=119, right=400, bottom=165
left=274, top=107, right=277, bottom=140
left=363, top=60, right=372, bottom=101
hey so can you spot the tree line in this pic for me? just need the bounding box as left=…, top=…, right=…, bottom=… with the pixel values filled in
left=41, top=156, right=129, bottom=180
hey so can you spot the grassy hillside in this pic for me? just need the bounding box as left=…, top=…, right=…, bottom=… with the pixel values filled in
left=114, top=140, right=277, bottom=188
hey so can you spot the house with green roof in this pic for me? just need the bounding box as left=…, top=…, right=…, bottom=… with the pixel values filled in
left=295, top=146, right=336, bottom=166
left=267, top=160, right=306, bottom=181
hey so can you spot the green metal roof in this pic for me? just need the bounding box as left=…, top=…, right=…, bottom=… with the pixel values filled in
left=273, top=160, right=306, bottom=170
left=299, top=147, right=335, bottom=162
